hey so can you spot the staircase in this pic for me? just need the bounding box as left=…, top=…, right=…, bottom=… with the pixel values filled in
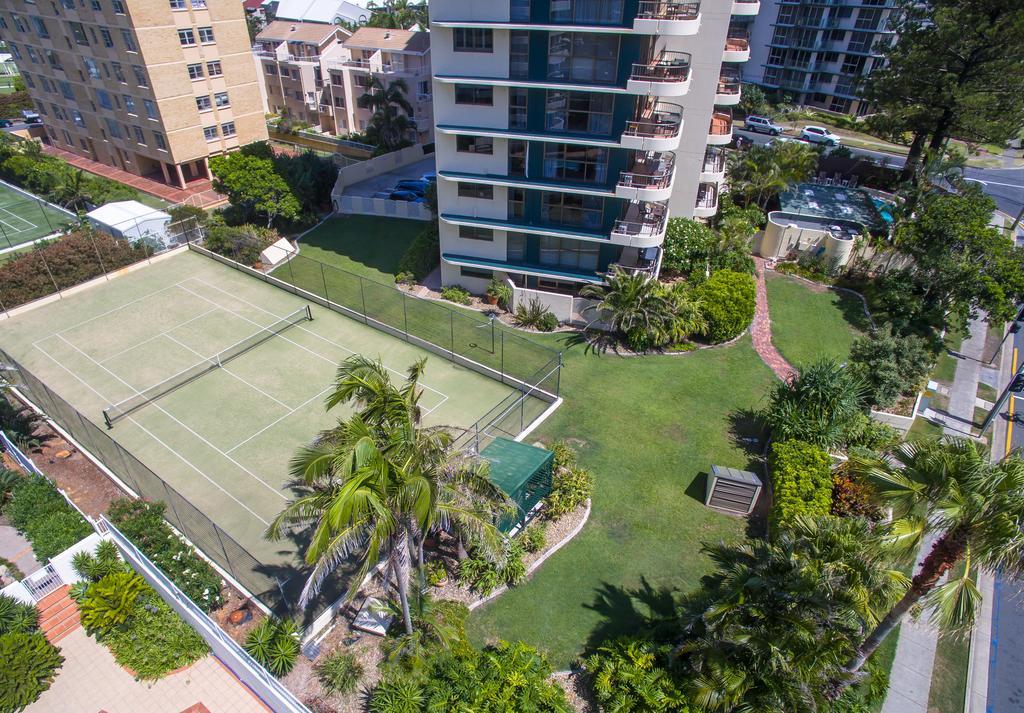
left=37, top=585, right=81, bottom=644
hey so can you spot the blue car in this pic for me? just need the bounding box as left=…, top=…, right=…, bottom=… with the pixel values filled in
left=395, top=179, right=429, bottom=194
left=389, top=190, right=426, bottom=203
left=420, top=173, right=437, bottom=183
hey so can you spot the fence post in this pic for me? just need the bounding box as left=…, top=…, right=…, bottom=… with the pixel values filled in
left=85, top=230, right=108, bottom=281
left=212, top=525, right=236, bottom=579
left=357, top=277, right=367, bottom=323
left=319, top=261, right=328, bottom=303
left=162, top=481, right=186, bottom=533
left=500, top=332, right=505, bottom=384
left=38, top=249, right=62, bottom=298
left=556, top=352, right=563, bottom=397
left=449, top=311, right=455, bottom=358
left=38, top=198, right=54, bottom=233
left=402, top=292, right=409, bottom=338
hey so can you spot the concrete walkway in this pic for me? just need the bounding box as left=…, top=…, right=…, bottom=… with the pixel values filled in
left=942, top=315, right=989, bottom=436
left=751, top=258, right=797, bottom=382
left=0, top=523, right=41, bottom=578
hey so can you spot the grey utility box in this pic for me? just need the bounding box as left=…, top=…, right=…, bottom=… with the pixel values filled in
left=705, top=465, right=763, bottom=515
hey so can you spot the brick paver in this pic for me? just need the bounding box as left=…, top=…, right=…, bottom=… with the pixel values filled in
left=751, top=257, right=797, bottom=382
left=40, top=145, right=226, bottom=208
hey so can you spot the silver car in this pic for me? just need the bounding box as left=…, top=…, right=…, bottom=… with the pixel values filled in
left=800, top=125, right=841, bottom=146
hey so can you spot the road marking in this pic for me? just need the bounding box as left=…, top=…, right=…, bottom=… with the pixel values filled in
left=963, top=178, right=1024, bottom=189
left=1007, top=347, right=1017, bottom=458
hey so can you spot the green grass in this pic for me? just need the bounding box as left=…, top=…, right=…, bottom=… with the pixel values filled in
left=765, top=273, right=867, bottom=367
left=285, top=215, right=423, bottom=283
left=465, top=334, right=776, bottom=668
left=927, top=564, right=971, bottom=713
left=909, top=416, right=944, bottom=440
left=978, top=382, right=998, bottom=403
left=134, top=193, right=172, bottom=210
left=864, top=625, right=901, bottom=713
left=932, top=327, right=967, bottom=386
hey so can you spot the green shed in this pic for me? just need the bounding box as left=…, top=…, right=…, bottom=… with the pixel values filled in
left=481, top=437, right=555, bottom=533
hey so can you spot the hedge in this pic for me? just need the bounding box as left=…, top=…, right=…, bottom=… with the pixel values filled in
left=697, top=269, right=757, bottom=343
left=0, top=230, right=150, bottom=309
left=106, top=499, right=224, bottom=611
left=3, top=475, right=93, bottom=561
left=768, top=439, right=833, bottom=529
left=397, top=223, right=439, bottom=280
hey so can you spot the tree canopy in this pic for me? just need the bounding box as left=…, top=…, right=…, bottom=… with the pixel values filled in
left=208, top=152, right=301, bottom=228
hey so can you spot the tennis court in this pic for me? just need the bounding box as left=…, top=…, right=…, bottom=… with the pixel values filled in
left=0, top=180, right=75, bottom=251
left=0, top=249, right=534, bottom=609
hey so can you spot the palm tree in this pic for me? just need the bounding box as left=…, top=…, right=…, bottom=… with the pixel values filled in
left=727, top=141, right=818, bottom=209
left=366, top=0, right=428, bottom=29
left=54, top=169, right=93, bottom=211
left=581, top=268, right=677, bottom=351
left=659, top=281, right=707, bottom=346
left=836, top=438, right=1024, bottom=688
left=357, top=77, right=415, bottom=151
left=267, top=356, right=511, bottom=634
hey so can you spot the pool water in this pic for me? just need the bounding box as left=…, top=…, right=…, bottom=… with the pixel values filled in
left=871, top=196, right=895, bottom=224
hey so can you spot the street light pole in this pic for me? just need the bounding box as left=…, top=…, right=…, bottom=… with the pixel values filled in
left=989, top=305, right=1024, bottom=364
left=980, top=361, right=1024, bottom=434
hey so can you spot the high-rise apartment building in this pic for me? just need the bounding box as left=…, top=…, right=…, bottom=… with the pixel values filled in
left=746, top=0, right=895, bottom=115
left=430, top=0, right=759, bottom=308
left=0, top=0, right=267, bottom=188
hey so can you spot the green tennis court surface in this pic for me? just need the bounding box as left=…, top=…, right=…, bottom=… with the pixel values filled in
left=0, top=180, right=75, bottom=250
left=0, top=249, right=530, bottom=609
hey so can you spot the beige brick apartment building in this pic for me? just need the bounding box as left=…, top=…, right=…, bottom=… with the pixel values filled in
left=0, top=0, right=267, bottom=188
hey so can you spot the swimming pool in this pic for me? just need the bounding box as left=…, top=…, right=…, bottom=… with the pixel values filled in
left=871, top=196, right=895, bottom=224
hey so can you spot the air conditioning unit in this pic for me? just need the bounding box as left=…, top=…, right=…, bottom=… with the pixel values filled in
left=705, top=465, right=762, bottom=515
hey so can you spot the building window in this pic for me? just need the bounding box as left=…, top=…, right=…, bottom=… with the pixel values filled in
left=541, top=191, right=603, bottom=229
left=508, top=188, right=524, bottom=219
left=111, top=0, right=124, bottom=13
left=543, top=143, right=609, bottom=183
left=453, top=28, right=492, bottom=53
left=507, top=232, right=525, bottom=260
left=547, top=32, right=619, bottom=84
left=508, top=139, right=526, bottom=176
left=458, top=183, right=493, bottom=199
left=153, top=131, right=166, bottom=149
left=123, top=95, right=136, bottom=113
left=508, top=88, right=527, bottom=130
left=203, top=125, right=218, bottom=140
left=59, top=81, right=73, bottom=99
left=112, top=63, right=125, bottom=83
left=31, top=17, right=49, bottom=38
left=121, top=29, right=136, bottom=51
left=62, top=129, right=72, bottom=145
left=178, top=29, right=196, bottom=46
left=213, top=91, right=229, bottom=107
left=265, top=64, right=277, bottom=76
left=206, top=60, right=222, bottom=76
left=454, top=84, right=493, bottom=106
left=40, top=77, right=52, bottom=92
left=71, top=110, right=85, bottom=127
left=187, top=63, right=204, bottom=80
left=169, top=0, right=185, bottom=8
left=191, top=0, right=207, bottom=7
left=545, top=90, right=613, bottom=135
left=133, top=125, right=146, bottom=143
left=198, top=26, right=214, bottom=43
left=456, top=135, right=492, bottom=154
left=8, top=45, right=21, bottom=61
left=459, top=225, right=494, bottom=241
left=105, top=118, right=122, bottom=138
left=510, top=30, right=529, bottom=79
left=460, top=267, right=493, bottom=280
left=96, top=89, right=113, bottom=109
left=70, top=22, right=89, bottom=46
left=333, top=94, right=344, bottom=107
left=11, top=15, right=26, bottom=32
left=133, top=66, right=148, bottom=87
left=195, top=95, right=212, bottom=111
left=539, top=235, right=599, bottom=270
left=91, top=0, right=101, bottom=9
left=221, top=121, right=236, bottom=136
left=551, top=0, right=624, bottom=24
left=22, top=73, right=34, bottom=88
left=143, top=98, right=157, bottom=119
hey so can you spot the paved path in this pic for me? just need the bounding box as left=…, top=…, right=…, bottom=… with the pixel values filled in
left=751, top=258, right=797, bottom=382
left=942, top=315, right=989, bottom=436
left=0, top=523, right=41, bottom=578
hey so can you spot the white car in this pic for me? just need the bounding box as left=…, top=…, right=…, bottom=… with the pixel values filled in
left=800, top=125, right=841, bottom=146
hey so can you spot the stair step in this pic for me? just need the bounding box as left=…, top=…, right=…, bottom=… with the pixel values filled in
left=41, top=602, right=78, bottom=631
left=40, top=595, right=76, bottom=619
left=46, top=612, right=81, bottom=644
left=36, top=585, right=71, bottom=611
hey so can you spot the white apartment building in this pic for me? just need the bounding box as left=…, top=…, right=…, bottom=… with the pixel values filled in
left=429, top=0, right=758, bottom=306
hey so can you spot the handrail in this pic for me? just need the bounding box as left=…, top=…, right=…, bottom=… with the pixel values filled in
left=623, top=102, right=682, bottom=138
left=703, top=148, right=726, bottom=173
left=709, top=111, right=733, bottom=135
left=630, top=52, right=692, bottom=83
left=635, top=0, right=700, bottom=20
left=696, top=183, right=719, bottom=208
left=618, top=152, right=675, bottom=189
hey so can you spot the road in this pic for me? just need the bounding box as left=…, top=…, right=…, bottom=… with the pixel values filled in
left=734, top=128, right=1024, bottom=220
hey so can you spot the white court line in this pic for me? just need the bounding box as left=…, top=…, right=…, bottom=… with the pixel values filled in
left=38, top=281, right=194, bottom=340
left=184, top=277, right=450, bottom=403
left=31, top=344, right=272, bottom=526
left=0, top=205, right=36, bottom=232
left=99, top=307, right=221, bottom=364
left=53, top=334, right=287, bottom=502
left=226, top=385, right=333, bottom=455
left=162, top=332, right=295, bottom=411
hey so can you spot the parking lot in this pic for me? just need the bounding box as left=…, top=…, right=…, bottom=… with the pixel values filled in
left=344, top=156, right=436, bottom=198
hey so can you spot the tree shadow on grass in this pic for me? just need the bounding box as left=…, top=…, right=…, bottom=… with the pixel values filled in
left=582, top=577, right=681, bottom=654
left=833, top=288, right=874, bottom=334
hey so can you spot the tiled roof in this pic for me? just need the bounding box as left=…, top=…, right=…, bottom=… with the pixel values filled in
left=256, top=20, right=340, bottom=44
left=343, top=27, right=429, bottom=54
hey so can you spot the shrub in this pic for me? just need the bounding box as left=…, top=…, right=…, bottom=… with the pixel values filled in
left=395, top=270, right=416, bottom=285
left=696, top=269, right=756, bottom=343
left=204, top=221, right=280, bottom=265
left=79, top=571, right=146, bottom=635
left=72, top=540, right=127, bottom=582
left=107, top=499, right=224, bottom=611
left=550, top=440, right=577, bottom=470
left=0, top=231, right=149, bottom=310
left=397, top=224, right=439, bottom=280
left=4, top=475, right=92, bottom=561
left=457, top=539, right=526, bottom=596
left=0, top=396, right=40, bottom=446
left=848, top=325, right=933, bottom=409
left=370, top=674, right=426, bottom=713
left=769, top=439, right=833, bottom=529
left=316, top=650, right=364, bottom=695
left=245, top=616, right=300, bottom=677
left=103, top=594, right=209, bottom=680
left=513, top=298, right=558, bottom=331
left=517, top=522, right=546, bottom=553
left=0, top=593, right=40, bottom=636
left=486, top=279, right=513, bottom=309
left=0, top=631, right=63, bottom=711
left=425, top=559, right=448, bottom=587
left=440, top=285, right=471, bottom=305
left=584, top=637, right=689, bottom=713
left=0, top=468, right=23, bottom=507
left=546, top=466, right=593, bottom=519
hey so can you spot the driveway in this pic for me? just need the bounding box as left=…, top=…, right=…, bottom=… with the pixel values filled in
left=343, top=156, right=436, bottom=198
left=0, top=523, right=40, bottom=578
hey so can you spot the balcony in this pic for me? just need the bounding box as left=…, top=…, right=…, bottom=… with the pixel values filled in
left=627, top=51, right=692, bottom=97
left=731, top=0, right=760, bottom=15
left=633, top=1, right=702, bottom=36
left=694, top=183, right=719, bottom=218
left=621, top=100, right=683, bottom=151
left=723, top=30, right=751, bottom=62
left=606, top=246, right=661, bottom=278
left=700, top=147, right=726, bottom=183
left=610, top=201, right=668, bottom=247
left=715, top=70, right=742, bottom=105
left=707, top=111, right=733, bottom=146
left=616, top=152, right=675, bottom=201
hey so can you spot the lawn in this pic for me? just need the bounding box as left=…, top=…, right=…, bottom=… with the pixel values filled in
left=288, top=215, right=423, bottom=283
left=466, top=333, right=777, bottom=667
left=765, top=272, right=867, bottom=368
left=927, top=567, right=971, bottom=713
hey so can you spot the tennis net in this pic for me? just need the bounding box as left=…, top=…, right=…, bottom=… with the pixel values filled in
left=102, top=305, right=312, bottom=427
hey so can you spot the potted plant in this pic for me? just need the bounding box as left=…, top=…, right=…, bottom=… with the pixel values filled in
left=487, top=279, right=513, bottom=309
